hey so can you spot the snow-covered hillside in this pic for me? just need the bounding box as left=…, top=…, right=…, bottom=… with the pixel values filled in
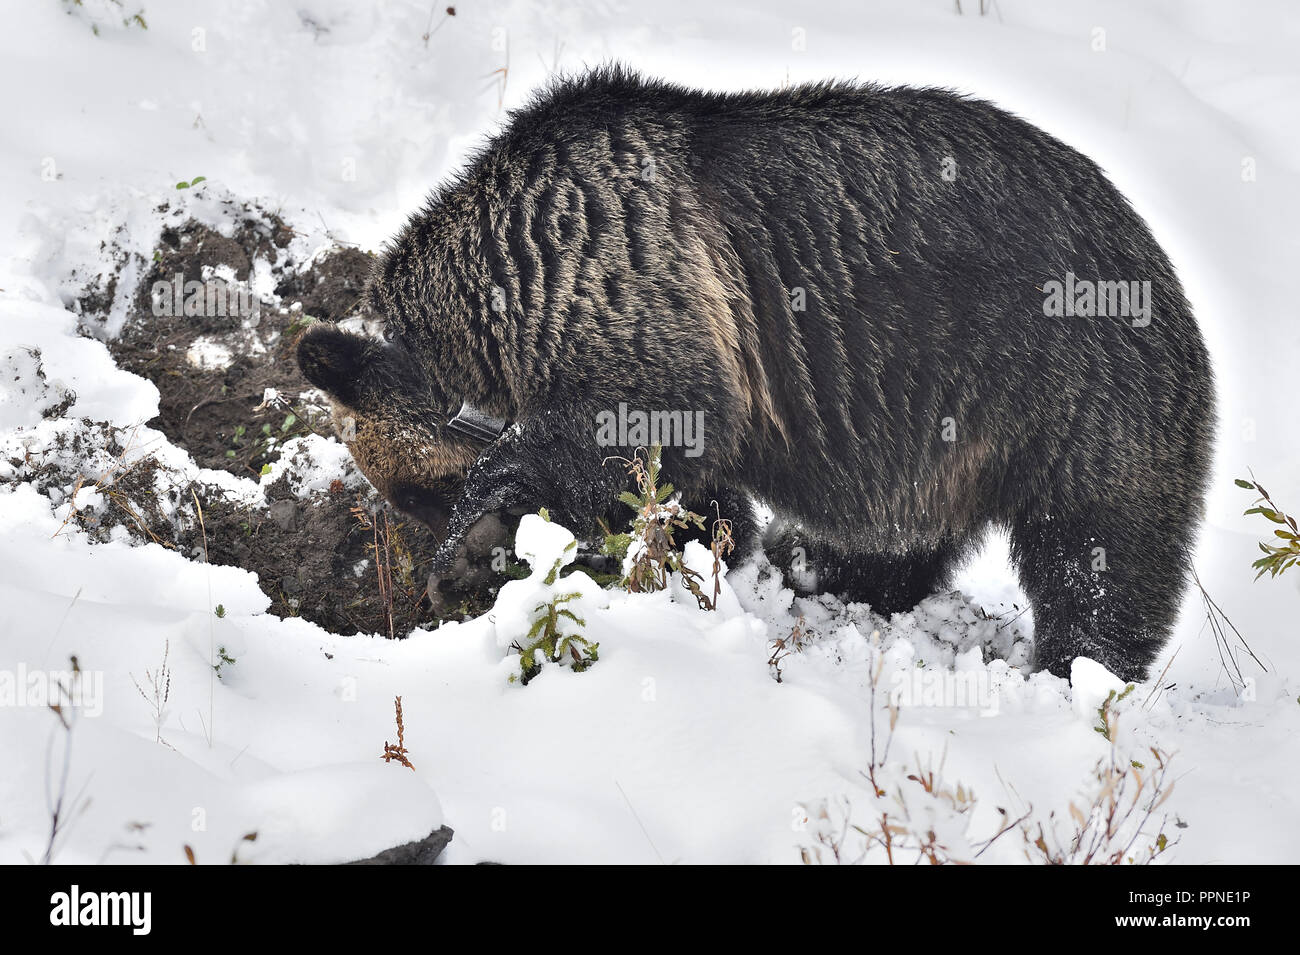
left=0, top=0, right=1297, bottom=864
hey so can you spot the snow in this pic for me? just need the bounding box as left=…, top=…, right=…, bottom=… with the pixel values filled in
left=184, top=337, right=233, bottom=371
left=259, top=433, right=367, bottom=497
left=1, top=0, right=1298, bottom=864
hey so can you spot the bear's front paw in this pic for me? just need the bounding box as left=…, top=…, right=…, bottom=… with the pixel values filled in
left=427, top=442, right=552, bottom=582
left=429, top=509, right=514, bottom=579
left=426, top=512, right=515, bottom=615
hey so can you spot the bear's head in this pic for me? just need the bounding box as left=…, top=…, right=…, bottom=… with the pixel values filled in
left=295, top=323, right=483, bottom=539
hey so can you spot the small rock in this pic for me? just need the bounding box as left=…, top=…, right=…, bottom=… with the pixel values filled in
left=345, top=826, right=454, bottom=865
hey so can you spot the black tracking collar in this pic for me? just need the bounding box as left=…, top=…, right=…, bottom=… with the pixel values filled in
left=446, top=401, right=509, bottom=443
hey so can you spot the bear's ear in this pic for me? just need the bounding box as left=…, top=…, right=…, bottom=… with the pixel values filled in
left=296, top=324, right=377, bottom=407
left=296, top=324, right=372, bottom=408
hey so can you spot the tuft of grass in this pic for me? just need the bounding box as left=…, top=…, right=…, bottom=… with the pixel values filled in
left=63, top=0, right=148, bottom=35
left=39, top=657, right=94, bottom=865
left=225, top=395, right=322, bottom=478
left=349, top=500, right=417, bottom=639
left=1095, top=684, right=1136, bottom=741
left=183, top=831, right=258, bottom=865
left=767, top=615, right=809, bottom=683
left=212, top=645, right=235, bottom=676
left=800, top=637, right=1177, bottom=866
left=130, top=639, right=172, bottom=747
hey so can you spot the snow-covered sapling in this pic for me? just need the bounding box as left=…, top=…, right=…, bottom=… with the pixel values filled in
left=502, top=512, right=600, bottom=684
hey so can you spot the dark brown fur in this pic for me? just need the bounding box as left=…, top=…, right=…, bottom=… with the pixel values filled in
left=299, top=67, right=1216, bottom=681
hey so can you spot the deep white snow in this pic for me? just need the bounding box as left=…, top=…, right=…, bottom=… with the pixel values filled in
left=0, top=0, right=1297, bottom=864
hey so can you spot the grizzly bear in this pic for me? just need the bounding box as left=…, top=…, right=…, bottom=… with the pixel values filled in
left=297, top=67, right=1215, bottom=682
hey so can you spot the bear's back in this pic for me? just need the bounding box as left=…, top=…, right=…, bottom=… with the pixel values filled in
left=371, top=68, right=1212, bottom=530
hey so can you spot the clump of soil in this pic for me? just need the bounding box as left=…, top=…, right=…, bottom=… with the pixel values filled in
left=15, top=413, right=464, bottom=636
left=273, top=246, right=376, bottom=322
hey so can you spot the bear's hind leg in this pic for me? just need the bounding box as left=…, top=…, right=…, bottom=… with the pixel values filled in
left=1009, top=503, right=1187, bottom=682
left=768, top=528, right=976, bottom=616
left=840, top=537, right=978, bottom=616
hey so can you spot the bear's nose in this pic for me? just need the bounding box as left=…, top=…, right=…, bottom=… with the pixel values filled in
left=397, top=498, right=451, bottom=540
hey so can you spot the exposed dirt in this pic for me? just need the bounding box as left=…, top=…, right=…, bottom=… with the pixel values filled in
left=112, top=213, right=332, bottom=478
left=194, top=477, right=453, bottom=637
left=57, top=203, right=499, bottom=637
left=273, top=245, right=376, bottom=322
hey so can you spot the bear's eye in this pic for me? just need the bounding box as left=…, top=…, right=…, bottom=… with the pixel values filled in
left=391, top=483, right=443, bottom=516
